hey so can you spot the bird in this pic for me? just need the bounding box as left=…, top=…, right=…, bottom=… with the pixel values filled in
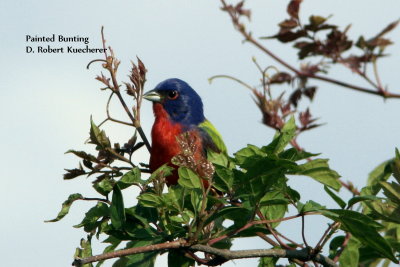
left=143, top=78, right=226, bottom=186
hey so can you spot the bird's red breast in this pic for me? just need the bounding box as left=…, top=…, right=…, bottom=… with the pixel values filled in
left=150, top=103, right=182, bottom=185
left=149, top=103, right=206, bottom=186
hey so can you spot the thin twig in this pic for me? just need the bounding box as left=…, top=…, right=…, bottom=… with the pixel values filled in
left=219, top=0, right=400, bottom=99
left=372, top=59, right=385, bottom=94
left=339, top=180, right=360, bottom=196
left=81, top=197, right=111, bottom=205
left=208, top=212, right=319, bottom=246
left=105, top=92, right=134, bottom=126
left=275, top=231, right=304, bottom=248
left=333, top=232, right=351, bottom=262
left=87, top=59, right=107, bottom=70
left=337, top=56, right=382, bottom=92
left=256, top=209, right=293, bottom=250
left=314, top=222, right=340, bottom=254
left=209, top=75, right=255, bottom=92
left=256, top=232, right=279, bottom=246
left=301, top=215, right=310, bottom=248
left=98, top=27, right=152, bottom=152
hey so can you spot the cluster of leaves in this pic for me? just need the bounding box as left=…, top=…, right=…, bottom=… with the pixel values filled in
left=268, top=0, right=398, bottom=78
left=321, top=149, right=400, bottom=267
left=353, top=149, right=400, bottom=266
left=218, top=0, right=399, bottom=151
left=49, top=116, right=399, bottom=266
left=63, top=118, right=142, bottom=185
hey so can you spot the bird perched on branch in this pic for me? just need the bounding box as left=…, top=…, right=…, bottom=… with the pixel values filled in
left=143, top=78, right=226, bottom=186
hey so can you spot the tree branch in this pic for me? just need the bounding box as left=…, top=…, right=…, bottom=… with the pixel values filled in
left=190, top=245, right=338, bottom=267
left=219, top=0, right=400, bottom=99
left=72, top=240, right=338, bottom=267
left=73, top=240, right=184, bottom=266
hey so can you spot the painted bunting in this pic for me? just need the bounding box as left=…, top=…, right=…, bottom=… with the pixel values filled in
left=143, top=78, right=226, bottom=186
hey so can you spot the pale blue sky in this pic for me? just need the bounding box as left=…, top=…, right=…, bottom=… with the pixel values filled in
left=1, top=0, right=399, bottom=266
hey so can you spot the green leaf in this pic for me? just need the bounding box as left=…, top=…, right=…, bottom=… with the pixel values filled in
left=117, top=168, right=143, bottom=189
left=74, top=237, right=93, bottom=267
left=207, top=150, right=230, bottom=166
left=339, top=237, right=361, bottom=267
left=89, top=117, right=111, bottom=149
left=367, top=160, right=393, bottom=194
left=162, top=194, right=181, bottom=213
left=291, top=159, right=341, bottom=190
left=147, top=164, right=174, bottom=185
left=297, top=200, right=325, bottom=213
left=233, top=150, right=294, bottom=203
left=342, top=217, right=397, bottom=262
left=214, top=165, right=234, bottom=192
left=259, top=199, right=290, bottom=206
left=286, top=186, right=301, bottom=203
left=112, top=241, right=157, bottom=267
left=279, top=148, right=319, bottom=161
left=169, top=215, right=185, bottom=224
left=74, top=202, right=109, bottom=232
left=137, top=193, right=163, bottom=208
left=234, top=144, right=265, bottom=165
left=380, top=181, right=400, bottom=204
left=329, top=235, right=345, bottom=254
left=168, top=250, right=194, bottom=267
left=204, top=206, right=251, bottom=226
left=324, top=185, right=346, bottom=209
left=358, top=246, right=386, bottom=264
left=235, top=168, right=287, bottom=206
left=263, top=116, right=296, bottom=154
left=323, top=209, right=397, bottom=262
left=134, top=204, right=159, bottom=224
left=260, top=191, right=288, bottom=227
left=125, top=227, right=158, bottom=240
left=211, top=238, right=233, bottom=250
left=110, top=185, right=125, bottom=229
left=190, top=189, right=202, bottom=215
left=347, top=195, right=381, bottom=207
left=366, top=199, right=400, bottom=224
left=177, top=167, right=202, bottom=189
left=93, top=178, right=114, bottom=196
left=181, top=210, right=194, bottom=223
left=45, top=193, right=83, bottom=222
left=323, top=209, right=383, bottom=228
left=258, top=256, right=278, bottom=267
left=164, top=185, right=186, bottom=212
left=392, top=148, right=400, bottom=183
left=95, top=237, right=121, bottom=267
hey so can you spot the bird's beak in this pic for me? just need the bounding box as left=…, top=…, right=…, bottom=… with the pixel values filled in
left=143, top=89, right=162, bottom=102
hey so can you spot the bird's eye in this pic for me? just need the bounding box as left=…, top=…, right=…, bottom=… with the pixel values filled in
left=167, top=90, right=179, bottom=100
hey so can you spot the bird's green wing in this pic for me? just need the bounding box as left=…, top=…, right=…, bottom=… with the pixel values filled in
left=198, top=119, right=227, bottom=154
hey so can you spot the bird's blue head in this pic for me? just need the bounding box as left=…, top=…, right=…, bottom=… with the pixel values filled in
left=143, top=78, right=205, bottom=127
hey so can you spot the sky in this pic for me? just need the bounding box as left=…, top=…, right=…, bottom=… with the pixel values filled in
left=1, top=0, right=399, bottom=266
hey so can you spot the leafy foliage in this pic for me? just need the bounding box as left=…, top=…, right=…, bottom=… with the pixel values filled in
left=49, top=112, right=400, bottom=266
left=48, top=2, right=400, bottom=267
